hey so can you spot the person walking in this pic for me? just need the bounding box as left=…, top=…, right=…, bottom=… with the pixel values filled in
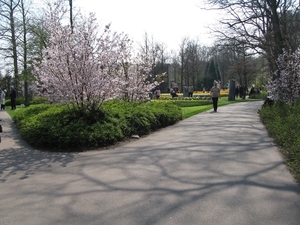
left=0, top=88, right=6, bottom=110
left=10, top=86, right=16, bottom=110
left=188, top=86, right=194, bottom=97
left=154, top=87, right=161, bottom=99
left=210, top=83, right=221, bottom=112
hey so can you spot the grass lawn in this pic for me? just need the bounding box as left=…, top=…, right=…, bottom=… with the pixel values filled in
left=6, top=98, right=254, bottom=120
left=181, top=97, right=250, bottom=119
left=6, top=106, right=22, bottom=118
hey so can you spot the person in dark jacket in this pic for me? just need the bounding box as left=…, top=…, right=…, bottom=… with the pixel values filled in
left=10, top=86, right=16, bottom=110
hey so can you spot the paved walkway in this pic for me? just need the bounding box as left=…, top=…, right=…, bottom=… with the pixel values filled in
left=0, top=101, right=300, bottom=225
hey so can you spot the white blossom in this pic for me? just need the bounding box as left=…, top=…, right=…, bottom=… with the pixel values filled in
left=33, top=0, right=161, bottom=112
left=268, top=49, right=300, bottom=104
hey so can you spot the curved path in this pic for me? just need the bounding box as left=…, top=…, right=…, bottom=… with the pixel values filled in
left=1, top=101, right=300, bottom=225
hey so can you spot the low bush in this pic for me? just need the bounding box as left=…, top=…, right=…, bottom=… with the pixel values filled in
left=259, top=102, right=300, bottom=183
left=13, top=104, right=53, bottom=125
left=249, top=90, right=267, bottom=100
left=30, top=97, right=49, bottom=104
left=13, top=100, right=182, bottom=151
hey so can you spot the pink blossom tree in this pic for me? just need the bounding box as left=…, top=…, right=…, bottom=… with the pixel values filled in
left=33, top=0, right=160, bottom=113
left=117, top=52, right=163, bottom=102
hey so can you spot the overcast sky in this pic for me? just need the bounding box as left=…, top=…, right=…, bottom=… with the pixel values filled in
left=75, top=0, right=221, bottom=51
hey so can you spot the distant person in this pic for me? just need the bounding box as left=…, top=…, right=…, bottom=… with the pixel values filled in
left=0, top=119, right=2, bottom=143
left=239, top=85, right=247, bottom=99
left=0, top=88, right=6, bottom=110
left=239, top=85, right=244, bottom=99
left=154, top=88, right=161, bottom=99
left=170, top=89, right=178, bottom=98
left=210, top=83, right=221, bottom=112
left=10, top=86, right=16, bottom=110
left=188, top=86, right=194, bottom=97
left=249, top=86, right=255, bottom=97
left=235, top=85, right=239, bottom=98
left=263, top=91, right=274, bottom=107
left=173, top=86, right=178, bottom=93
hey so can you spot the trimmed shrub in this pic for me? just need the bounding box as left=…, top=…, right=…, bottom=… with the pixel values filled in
left=13, top=100, right=182, bottom=151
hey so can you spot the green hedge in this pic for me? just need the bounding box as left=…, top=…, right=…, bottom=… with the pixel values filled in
left=13, top=100, right=182, bottom=151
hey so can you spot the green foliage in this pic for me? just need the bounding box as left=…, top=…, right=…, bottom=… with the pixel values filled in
left=205, top=58, right=220, bottom=86
left=259, top=102, right=300, bottom=183
left=5, top=97, right=25, bottom=106
left=248, top=90, right=267, bottom=100
left=182, top=105, right=212, bottom=118
left=13, top=101, right=182, bottom=151
left=180, top=97, right=247, bottom=119
left=5, top=96, right=49, bottom=106
left=30, top=97, right=48, bottom=104
left=13, top=104, right=53, bottom=125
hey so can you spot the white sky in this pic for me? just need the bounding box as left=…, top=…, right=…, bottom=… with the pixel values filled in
left=75, top=0, right=221, bottom=51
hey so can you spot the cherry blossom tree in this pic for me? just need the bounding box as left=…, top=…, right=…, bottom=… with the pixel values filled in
left=33, top=0, right=159, bottom=113
left=268, top=49, right=300, bottom=105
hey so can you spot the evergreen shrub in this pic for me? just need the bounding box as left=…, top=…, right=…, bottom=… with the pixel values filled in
left=13, top=100, right=182, bottom=151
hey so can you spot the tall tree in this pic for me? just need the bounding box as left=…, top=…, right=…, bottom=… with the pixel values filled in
left=205, top=58, right=220, bottom=88
left=178, top=37, right=188, bottom=92
left=169, top=51, right=181, bottom=86
left=68, top=0, right=73, bottom=32
left=138, top=32, right=168, bottom=90
left=269, top=50, right=300, bottom=104
left=19, top=0, right=31, bottom=105
left=0, top=0, right=21, bottom=90
left=210, top=44, right=232, bottom=88
left=185, top=40, right=200, bottom=88
left=204, top=0, right=300, bottom=78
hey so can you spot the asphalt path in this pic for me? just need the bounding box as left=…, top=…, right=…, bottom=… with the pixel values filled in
left=0, top=101, right=300, bottom=225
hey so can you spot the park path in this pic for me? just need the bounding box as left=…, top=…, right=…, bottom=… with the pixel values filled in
left=0, top=101, right=300, bottom=225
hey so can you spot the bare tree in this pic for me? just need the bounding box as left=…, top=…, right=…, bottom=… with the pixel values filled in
left=230, top=48, right=256, bottom=88
left=185, top=40, right=199, bottom=88
left=178, top=37, right=188, bottom=92
left=169, top=51, right=181, bottom=86
left=19, top=0, right=32, bottom=105
left=204, top=0, right=300, bottom=78
left=0, top=0, right=21, bottom=89
left=174, top=37, right=214, bottom=92
left=139, top=32, right=160, bottom=66
left=210, top=44, right=231, bottom=88
left=138, top=32, right=170, bottom=91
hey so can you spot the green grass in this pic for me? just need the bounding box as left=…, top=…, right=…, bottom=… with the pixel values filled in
left=6, top=98, right=250, bottom=120
left=6, top=107, right=21, bottom=118
left=181, top=105, right=212, bottom=118
left=181, top=97, right=248, bottom=119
